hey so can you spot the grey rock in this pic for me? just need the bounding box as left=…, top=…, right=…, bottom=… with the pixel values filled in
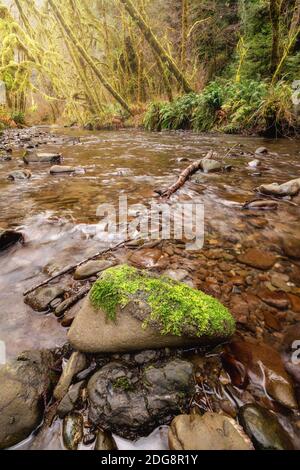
left=8, top=170, right=31, bottom=181
left=23, top=152, right=62, bottom=165
left=255, top=147, right=268, bottom=155
left=239, top=404, right=294, bottom=450
left=54, top=352, right=87, bottom=401
left=25, top=285, right=65, bottom=312
left=257, top=178, right=300, bottom=197
left=169, top=413, right=254, bottom=450
left=57, top=381, right=85, bottom=418
left=0, top=350, right=56, bottom=449
left=201, top=159, right=224, bottom=173
left=87, top=359, right=194, bottom=438
left=74, top=260, right=114, bottom=280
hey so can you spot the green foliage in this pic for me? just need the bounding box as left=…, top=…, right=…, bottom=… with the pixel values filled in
left=144, top=78, right=298, bottom=136
left=113, top=376, right=134, bottom=392
left=90, top=265, right=235, bottom=338
left=10, top=111, right=25, bottom=125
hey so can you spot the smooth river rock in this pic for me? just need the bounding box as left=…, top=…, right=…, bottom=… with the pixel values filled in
left=282, top=236, right=300, bottom=260
left=0, top=350, right=57, bottom=449
left=68, top=265, right=235, bottom=353
left=169, top=413, right=254, bottom=450
left=87, top=359, right=194, bottom=438
left=25, top=285, right=66, bottom=312
left=50, top=165, right=76, bottom=174
left=237, top=248, right=277, bottom=270
left=54, top=352, right=87, bottom=401
left=8, top=170, right=31, bottom=180
left=257, top=178, right=300, bottom=197
left=73, top=260, right=114, bottom=280
left=23, top=152, right=62, bottom=164
left=239, top=404, right=294, bottom=450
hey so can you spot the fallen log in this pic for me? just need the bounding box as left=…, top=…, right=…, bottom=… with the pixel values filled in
left=161, top=150, right=213, bottom=199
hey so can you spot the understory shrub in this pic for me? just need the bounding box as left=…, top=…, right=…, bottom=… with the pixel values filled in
left=144, top=79, right=299, bottom=137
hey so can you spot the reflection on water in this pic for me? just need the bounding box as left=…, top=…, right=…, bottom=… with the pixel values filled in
left=0, top=127, right=299, bottom=359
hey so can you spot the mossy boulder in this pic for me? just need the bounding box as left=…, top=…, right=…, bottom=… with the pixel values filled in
left=68, top=265, right=235, bottom=353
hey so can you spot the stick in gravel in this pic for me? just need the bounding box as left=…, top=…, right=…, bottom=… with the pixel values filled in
left=160, top=150, right=214, bottom=199
left=23, top=239, right=129, bottom=296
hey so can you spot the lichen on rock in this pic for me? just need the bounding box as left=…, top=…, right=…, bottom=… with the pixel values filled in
left=89, top=264, right=235, bottom=339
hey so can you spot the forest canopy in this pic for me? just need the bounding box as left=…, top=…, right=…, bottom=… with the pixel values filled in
left=0, top=0, right=299, bottom=136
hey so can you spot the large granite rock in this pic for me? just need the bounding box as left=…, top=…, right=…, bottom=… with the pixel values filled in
left=87, top=359, right=194, bottom=438
left=169, top=413, right=254, bottom=450
left=68, top=265, right=235, bottom=353
left=0, top=350, right=57, bottom=449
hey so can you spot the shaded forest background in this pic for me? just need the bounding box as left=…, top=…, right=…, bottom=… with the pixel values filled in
left=0, top=0, right=299, bottom=136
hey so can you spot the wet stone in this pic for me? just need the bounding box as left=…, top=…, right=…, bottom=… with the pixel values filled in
left=0, top=228, right=24, bottom=251
left=239, top=404, right=294, bottom=450
left=257, top=288, right=290, bottom=310
left=62, top=413, right=83, bottom=451
left=25, top=286, right=65, bottom=312
left=74, top=260, right=114, bottom=280
left=237, top=248, right=277, bottom=270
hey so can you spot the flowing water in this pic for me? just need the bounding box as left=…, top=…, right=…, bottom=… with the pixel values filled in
left=1, top=127, right=300, bottom=450
left=0, top=127, right=300, bottom=359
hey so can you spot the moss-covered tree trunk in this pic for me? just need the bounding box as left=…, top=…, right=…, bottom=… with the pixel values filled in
left=269, top=0, right=282, bottom=73
left=119, top=0, right=194, bottom=93
left=48, top=0, right=133, bottom=115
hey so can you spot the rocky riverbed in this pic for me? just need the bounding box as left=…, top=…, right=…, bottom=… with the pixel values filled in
left=0, top=126, right=300, bottom=450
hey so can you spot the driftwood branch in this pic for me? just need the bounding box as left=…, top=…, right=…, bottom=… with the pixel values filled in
left=160, top=150, right=213, bottom=199
left=23, top=240, right=129, bottom=296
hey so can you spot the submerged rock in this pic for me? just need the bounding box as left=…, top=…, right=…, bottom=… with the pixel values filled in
left=0, top=350, right=57, bottom=449
left=237, top=248, right=277, bottom=270
left=239, top=405, right=294, bottom=450
left=243, top=200, right=278, bottom=211
left=23, top=152, right=62, bottom=165
left=282, top=236, right=300, bottom=260
left=0, top=154, right=12, bottom=162
left=62, top=413, right=83, bottom=451
left=25, top=285, right=65, bottom=312
left=201, top=159, right=224, bottom=173
left=0, top=228, right=24, bottom=251
left=223, top=341, right=298, bottom=410
left=169, top=413, right=254, bottom=450
left=255, top=147, right=268, bottom=155
left=74, top=260, right=114, bottom=280
left=68, top=265, right=235, bottom=353
left=257, top=178, right=300, bottom=197
left=8, top=170, right=31, bottom=181
left=87, top=359, right=194, bottom=438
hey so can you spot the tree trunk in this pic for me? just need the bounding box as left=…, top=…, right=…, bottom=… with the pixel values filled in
left=181, top=0, right=188, bottom=69
left=269, top=0, right=282, bottom=73
left=48, top=0, right=133, bottom=115
left=119, top=0, right=194, bottom=94
left=272, top=0, right=300, bottom=83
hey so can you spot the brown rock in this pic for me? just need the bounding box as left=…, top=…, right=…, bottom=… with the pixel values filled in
left=282, top=237, right=300, bottom=260
left=169, top=413, right=254, bottom=450
left=288, top=294, right=300, bottom=313
left=129, top=248, right=162, bottom=268
left=264, top=311, right=281, bottom=331
left=238, top=249, right=277, bottom=270
left=257, top=288, right=290, bottom=310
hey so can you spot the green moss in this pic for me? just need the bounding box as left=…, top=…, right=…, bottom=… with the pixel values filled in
left=112, top=376, right=134, bottom=392
left=90, top=265, right=235, bottom=339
